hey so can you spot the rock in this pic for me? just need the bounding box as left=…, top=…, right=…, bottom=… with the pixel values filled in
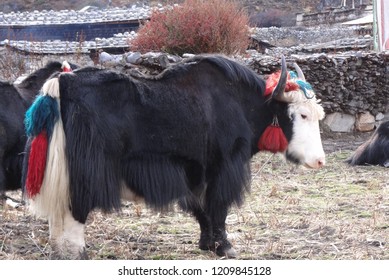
left=375, top=112, right=385, bottom=121
left=98, top=51, right=113, bottom=63
left=323, top=112, right=355, bottom=132
left=382, top=112, right=389, bottom=122
left=355, top=112, right=375, bottom=132
left=158, top=54, right=169, bottom=68
left=126, top=52, right=142, bottom=64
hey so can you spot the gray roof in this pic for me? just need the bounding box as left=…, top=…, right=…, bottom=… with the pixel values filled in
left=0, top=6, right=152, bottom=26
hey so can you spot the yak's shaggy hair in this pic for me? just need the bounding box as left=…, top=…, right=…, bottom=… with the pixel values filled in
left=347, top=121, right=389, bottom=167
left=22, top=54, right=325, bottom=258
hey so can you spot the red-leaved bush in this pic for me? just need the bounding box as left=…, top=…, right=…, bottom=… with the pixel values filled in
left=130, top=0, right=250, bottom=55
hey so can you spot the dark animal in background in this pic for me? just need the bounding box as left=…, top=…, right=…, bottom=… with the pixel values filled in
left=347, top=120, right=389, bottom=167
left=23, top=54, right=326, bottom=259
left=0, top=61, right=74, bottom=200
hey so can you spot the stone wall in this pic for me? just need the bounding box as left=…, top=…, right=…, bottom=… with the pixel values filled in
left=246, top=51, right=389, bottom=132
left=296, top=6, right=369, bottom=26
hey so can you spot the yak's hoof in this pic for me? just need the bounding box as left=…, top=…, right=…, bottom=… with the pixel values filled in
left=198, top=239, right=238, bottom=258
left=199, top=242, right=237, bottom=258
left=79, top=248, right=89, bottom=260
left=216, top=245, right=237, bottom=258
left=50, top=246, right=88, bottom=260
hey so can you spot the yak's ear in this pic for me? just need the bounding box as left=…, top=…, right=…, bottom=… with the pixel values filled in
left=14, top=74, right=39, bottom=103
left=271, top=55, right=288, bottom=102
left=15, top=74, right=36, bottom=90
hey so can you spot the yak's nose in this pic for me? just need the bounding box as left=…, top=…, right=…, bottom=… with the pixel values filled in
left=317, top=157, right=325, bottom=168
left=306, top=156, right=326, bottom=169
left=313, top=157, right=326, bottom=169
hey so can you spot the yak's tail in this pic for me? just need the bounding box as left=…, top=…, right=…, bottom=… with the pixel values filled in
left=23, top=74, right=70, bottom=219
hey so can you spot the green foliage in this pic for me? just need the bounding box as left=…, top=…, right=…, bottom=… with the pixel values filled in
left=130, top=0, right=250, bottom=55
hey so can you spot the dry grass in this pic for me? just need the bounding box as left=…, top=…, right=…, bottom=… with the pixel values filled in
left=1, top=134, right=388, bottom=260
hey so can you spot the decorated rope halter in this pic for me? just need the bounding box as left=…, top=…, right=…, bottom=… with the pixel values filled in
left=257, top=60, right=315, bottom=154
left=24, top=61, right=72, bottom=198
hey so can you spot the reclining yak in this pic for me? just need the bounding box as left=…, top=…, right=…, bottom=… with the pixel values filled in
left=0, top=61, right=74, bottom=202
left=22, top=55, right=325, bottom=259
left=347, top=120, right=389, bottom=167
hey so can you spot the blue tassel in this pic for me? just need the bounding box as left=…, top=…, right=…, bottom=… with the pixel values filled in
left=296, top=80, right=314, bottom=99
left=25, top=94, right=59, bottom=137
left=289, top=71, right=298, bottom=79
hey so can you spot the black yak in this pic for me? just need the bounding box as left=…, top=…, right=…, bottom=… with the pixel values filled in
left=22, top=55, right=325, bottom=259
left=347, top=120, right=389, bottom=167
left=0, top=61, right=74, bottom=199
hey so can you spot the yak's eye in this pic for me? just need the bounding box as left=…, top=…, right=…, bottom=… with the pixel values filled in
left=301, top=114, right=307, bottom=119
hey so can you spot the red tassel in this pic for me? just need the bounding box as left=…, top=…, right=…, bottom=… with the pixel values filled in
left=258, top=124, right=288, bottom=153
left=26, top=131, right=48, bottom=198
left=61, top=61, right=72, bottom=72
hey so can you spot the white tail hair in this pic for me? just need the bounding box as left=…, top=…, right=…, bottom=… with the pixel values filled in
left=28, top=77, right=70, bottom=221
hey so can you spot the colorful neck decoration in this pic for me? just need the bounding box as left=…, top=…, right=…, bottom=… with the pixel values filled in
left=258, top=70, right=313, bottom=153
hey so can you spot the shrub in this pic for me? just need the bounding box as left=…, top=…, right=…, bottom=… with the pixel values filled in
left=130, top=0, right=250, bottom=56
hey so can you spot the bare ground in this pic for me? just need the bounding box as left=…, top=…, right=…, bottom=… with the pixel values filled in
left=1, top=132, right=388, bottom=260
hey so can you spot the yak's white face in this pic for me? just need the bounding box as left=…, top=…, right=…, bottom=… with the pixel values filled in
left=286, top=98, right=325, bottom=169
left=267, top=57, right=326, bottom=169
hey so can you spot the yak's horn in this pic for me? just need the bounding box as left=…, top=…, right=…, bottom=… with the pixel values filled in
left=272, top=55, right=288, bottom=100
left=293, top=62, right=306, bottom=81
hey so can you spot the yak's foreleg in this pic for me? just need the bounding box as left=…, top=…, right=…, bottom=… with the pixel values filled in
left=204, top=146, right=251, bottom=258
left=188, top=194, right=236, bottom=258
left=48, top=209, right=87, bottom=260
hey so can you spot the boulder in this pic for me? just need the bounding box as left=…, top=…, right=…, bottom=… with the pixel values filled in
left=355, top=112, right=375, bottom=132
left=323, top=112, right=355, bottom=132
